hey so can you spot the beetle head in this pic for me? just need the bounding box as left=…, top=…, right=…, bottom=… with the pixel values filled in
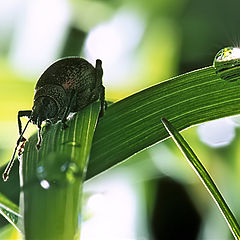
left=31, top=96, right=58, bottom=125
left=32, top=84, right=67, bottom=124
left=31, top=96, right=59, bottom=150
left=32, top=84, right=67, bottom=149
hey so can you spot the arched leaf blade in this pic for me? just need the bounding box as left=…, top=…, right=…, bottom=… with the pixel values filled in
left=87, top=66, right=240, bottom=179
left=1, top=65, right=240, bottom=194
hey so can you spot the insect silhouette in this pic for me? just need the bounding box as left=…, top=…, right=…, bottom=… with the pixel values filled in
left=3, top=57, right=106, bottom=181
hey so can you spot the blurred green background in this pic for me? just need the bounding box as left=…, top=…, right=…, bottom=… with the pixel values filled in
left=1, top=0, right=240, bottom=239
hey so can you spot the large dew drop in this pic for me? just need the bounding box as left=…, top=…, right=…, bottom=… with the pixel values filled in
left=37, top=152, right=81, bottom=189
left=213, top=47, right=240, bottom=82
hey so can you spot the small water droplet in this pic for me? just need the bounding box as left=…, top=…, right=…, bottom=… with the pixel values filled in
left=37, top=152, right=81, bottom=188
left=0, top=208, right=19, bottom=224
left=40, top=179, right=50, bottom=189
left=213, top=47, right=240, bottom=82
left=62, top=161, right=81, bottom=184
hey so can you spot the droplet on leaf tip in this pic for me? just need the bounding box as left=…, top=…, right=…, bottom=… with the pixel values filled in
left=213, top=47, right=240, bottom=82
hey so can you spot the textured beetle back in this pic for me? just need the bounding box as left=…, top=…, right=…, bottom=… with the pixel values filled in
left=36, top=57, right=96, bottom=94
left=35, top=57, right=104, bottom=115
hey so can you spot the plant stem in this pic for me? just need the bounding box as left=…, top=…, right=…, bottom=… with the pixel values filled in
left=20, top=102, right=100, bottom=240
left=161, top=118, right=240, bottom=240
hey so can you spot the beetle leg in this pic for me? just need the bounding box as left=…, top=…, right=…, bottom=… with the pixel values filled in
left=61, top=119, right=68, bottom=130
left=61, top=91, right=77, bottom=129
left=18, top=110, right=32, bottom=141
left=99, top=85, right=107, bottom=117
left=95, top=59, right=107, bottom=117
left=36, top=123, right=42, bottom=150
left=3, top=119, right=31, bottom=181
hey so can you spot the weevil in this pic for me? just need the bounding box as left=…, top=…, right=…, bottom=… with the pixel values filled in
left=3, top=57, right=106, bottom=181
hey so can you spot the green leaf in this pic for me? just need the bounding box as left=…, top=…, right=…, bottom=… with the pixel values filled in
left=87, top=66, right=240, bottom=179
left=2, top=64, right=240, bottom=233
left=161, top=117, right=240, bottom=240
left=0, top=192, right=22, bottom=233
left=21, top=102, right=100, bottom=240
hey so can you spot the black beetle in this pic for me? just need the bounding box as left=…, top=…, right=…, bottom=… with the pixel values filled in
left=3, top=57, right=106, bottom=181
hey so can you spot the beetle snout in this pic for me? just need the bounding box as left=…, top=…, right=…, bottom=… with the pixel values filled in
left=31, top=97, right=58, bottom=125
left=31, top=107, right=44, bottom=126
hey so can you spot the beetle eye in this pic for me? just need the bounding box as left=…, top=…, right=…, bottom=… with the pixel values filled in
left=44, top=98, right=58, bottom=118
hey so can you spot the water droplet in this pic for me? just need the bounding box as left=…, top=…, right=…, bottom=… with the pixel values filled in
left=61, top=161, right=81, bottom=184
left=213, top=47, right=240, bottom=82
left=37, top=152, right=81, bottom=188
left=40, top=180, right=50, bottom=189
left=0, top=208, right=19, bottom=224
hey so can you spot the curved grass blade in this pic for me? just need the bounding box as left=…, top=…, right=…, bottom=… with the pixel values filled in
left=3, top=65, right=240, bottom=199
left=161, top=117, right=240, bottom=240
left=87, top=66, right=240, bottom=179
left=0, top=192, right=22, bottom=233
left=21, top=102, right=100, bottom=240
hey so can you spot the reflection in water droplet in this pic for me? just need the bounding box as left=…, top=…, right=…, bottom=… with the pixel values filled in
left=60, top=161, right=81, bottom=184
left=213, top=47, right=240, bottom=82
left=40, top=180, right=50, bottom=189
left=0, top=208, right=19, bottom=224
left=37, top=152, right=81, bottom=189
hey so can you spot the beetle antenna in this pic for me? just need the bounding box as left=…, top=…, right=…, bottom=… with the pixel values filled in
left=2, top=120, right=31, bottom=181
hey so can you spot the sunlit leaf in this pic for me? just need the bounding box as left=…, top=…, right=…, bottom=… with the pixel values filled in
left=2, top=65, right=240, bottom=209
left=87, top=66, right=240, bottom=179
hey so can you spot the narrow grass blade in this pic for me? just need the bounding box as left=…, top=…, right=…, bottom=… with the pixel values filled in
left=20, top=102, right=100, bottom=240
left=0, top=192, right=22, bottom=233
left=161, top=117, right=240, bottom=240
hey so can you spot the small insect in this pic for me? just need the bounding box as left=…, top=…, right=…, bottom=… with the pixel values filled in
left=3, top=57, right=106, bottom=181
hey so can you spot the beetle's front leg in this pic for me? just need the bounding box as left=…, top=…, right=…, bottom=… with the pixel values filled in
left=18, top=110, right=32, bottom=141
left=61, top=91, right=77, bottom=130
